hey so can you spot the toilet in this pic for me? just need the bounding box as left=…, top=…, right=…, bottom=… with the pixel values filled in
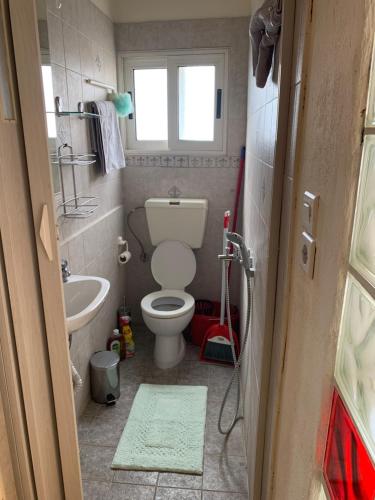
left=141, top=198, right=208, bottom=369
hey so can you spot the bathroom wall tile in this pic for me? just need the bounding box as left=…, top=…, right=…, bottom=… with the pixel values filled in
left=203, top=454, right=248, bottom=493
left=92, top=43, right=106, bottom=82
left=126, top=23, right=161, bottom=51
left=79, top=35, right=94, bottom=79
left=77, top=0, right=94, bottom=39
left=48, top=12, right=65, bottom=67
left=61, top=0, right=78, bottom=28
left=46, top=0, right=62, bottom=17
left=67, top=234, right=85, bottom=273
left=259, top=162, right=274, bottom=229
left=108, top=483, right=155, bottom=500
left=105, top=50, right=117, bottom=86
left=66, top=69, right=83, bottom=110
left=155, top=20, right=194, bottom=50
left=93, top=6, right=115, bottom=54
left=51, top=63, right=68, bottom=108
left=155, top=488, right=201, bottom=500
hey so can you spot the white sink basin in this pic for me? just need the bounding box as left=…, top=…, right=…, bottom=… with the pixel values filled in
left=63, top=275, right=110, bottom=334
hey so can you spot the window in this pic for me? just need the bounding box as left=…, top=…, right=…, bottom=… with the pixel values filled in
left=121, top=49, right=228, bottom=153
left=41, top=65, right=57, bottom=139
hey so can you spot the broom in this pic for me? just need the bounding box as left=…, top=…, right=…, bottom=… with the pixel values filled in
left=200, top=211, right=239, bottom=364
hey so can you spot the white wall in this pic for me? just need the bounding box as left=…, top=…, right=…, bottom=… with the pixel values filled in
left=91, top=0, right=112, bottom=19
left=96, top=0, right=251, bottom=22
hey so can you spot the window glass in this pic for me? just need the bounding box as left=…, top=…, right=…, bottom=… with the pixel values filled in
left=41, top=65, right=56, bottom=138
left=134, top=68, right=168, bottom=141
left=350, top=136, right=375, bottom=286
left=178, top=65, right=215, bottom=142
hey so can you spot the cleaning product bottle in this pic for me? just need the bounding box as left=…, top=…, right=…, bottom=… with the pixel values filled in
left=119, top=315, right=128, bottom=359
left=118, top=299, right=132, bottom=329
left=122, top=316, right=135, bottom=358
left=107, top=329, right=122, bottom=357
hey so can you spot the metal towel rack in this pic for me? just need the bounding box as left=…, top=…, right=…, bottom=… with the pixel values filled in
left=85, top=78, right=117, bottom=93
left=54, top=144, right=99, bottom=219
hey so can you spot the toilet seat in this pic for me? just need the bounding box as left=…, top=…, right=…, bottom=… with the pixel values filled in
left=141, top=290, right=195, bottom=319
left=151, top=240, right=196, bottom=290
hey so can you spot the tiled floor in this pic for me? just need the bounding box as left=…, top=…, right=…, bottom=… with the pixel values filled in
left=78, top=328, right=249, bottom=500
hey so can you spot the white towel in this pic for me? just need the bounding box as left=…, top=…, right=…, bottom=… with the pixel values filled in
left=95, top=101, right=126, bottom=174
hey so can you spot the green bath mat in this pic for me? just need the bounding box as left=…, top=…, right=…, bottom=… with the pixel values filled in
left=111, top=384, right=208, bottom=474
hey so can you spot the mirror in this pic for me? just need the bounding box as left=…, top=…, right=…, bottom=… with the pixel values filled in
left=36, top=0, right=60, bottom=193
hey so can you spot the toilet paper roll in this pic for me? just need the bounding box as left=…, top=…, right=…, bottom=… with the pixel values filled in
left=118, top=250, right=132, bottom=265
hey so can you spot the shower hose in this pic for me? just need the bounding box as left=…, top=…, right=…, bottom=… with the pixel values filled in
left=218, top=261, right=254, bottom=435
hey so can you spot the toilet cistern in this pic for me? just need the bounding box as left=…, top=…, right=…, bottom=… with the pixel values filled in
left=141, top=198, right=208, bottom=369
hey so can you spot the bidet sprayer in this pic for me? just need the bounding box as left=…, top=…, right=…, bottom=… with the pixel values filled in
left=226, top=232, right=254, bottom=274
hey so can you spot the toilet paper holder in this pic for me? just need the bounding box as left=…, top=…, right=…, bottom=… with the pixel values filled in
left=117, top=236, right=132, bottom=265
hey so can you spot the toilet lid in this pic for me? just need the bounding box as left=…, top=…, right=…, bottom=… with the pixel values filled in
left=151, top=240, right=196, bottom=290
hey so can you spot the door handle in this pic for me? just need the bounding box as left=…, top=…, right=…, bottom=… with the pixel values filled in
left=39, top=204, right=53, bottom=262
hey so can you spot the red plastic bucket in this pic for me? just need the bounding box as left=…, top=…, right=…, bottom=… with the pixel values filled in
left=190, top=300, right=240, bottom=347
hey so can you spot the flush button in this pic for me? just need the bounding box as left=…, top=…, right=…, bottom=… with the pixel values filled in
left=300, top=231, right=316, bottom=278
left=302, top=191, right=319, bottom=236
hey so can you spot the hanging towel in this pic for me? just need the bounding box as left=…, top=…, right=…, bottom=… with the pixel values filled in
left=249, top=0, right=282, bottom=88
left=89, top=101, right=126, bottom=175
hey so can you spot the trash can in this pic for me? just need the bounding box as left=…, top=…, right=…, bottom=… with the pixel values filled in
left=90, top=351, right=120, bottom=405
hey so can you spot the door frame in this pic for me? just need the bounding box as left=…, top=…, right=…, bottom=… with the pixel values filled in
left=4, top=0, right=83, bottom=498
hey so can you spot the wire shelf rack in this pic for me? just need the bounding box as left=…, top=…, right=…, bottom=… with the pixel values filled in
left=54, top=143, right=99, bottom=219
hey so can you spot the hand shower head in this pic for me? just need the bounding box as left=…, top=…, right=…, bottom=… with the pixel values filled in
left=226, top=232, right=245, bottom=248
left=226, top=232, right=252, bottom=271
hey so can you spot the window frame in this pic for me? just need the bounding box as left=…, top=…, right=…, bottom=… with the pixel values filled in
left=118, top=48, right=229, bottom=155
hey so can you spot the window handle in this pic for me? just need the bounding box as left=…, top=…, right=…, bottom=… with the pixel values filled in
left=128, top=91, right=134, bottom=119
left=216, top=89, right=222, bottom=119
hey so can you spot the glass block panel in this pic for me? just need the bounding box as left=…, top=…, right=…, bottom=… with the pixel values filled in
left=335, top=274, right=375, bottom=462
left=350, top=135, right=375, bottom=286
left=178, top=65, right=215, bottom=141
left=324, top=389, right=375, bottom=499
left=134, top=68, right=168, bottom=141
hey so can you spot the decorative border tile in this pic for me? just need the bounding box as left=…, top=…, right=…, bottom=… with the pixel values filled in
left=125, top=154, right=240, bottom=168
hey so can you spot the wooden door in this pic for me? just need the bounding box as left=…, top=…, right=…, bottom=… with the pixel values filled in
left=0, top=0, right=82, bottom=498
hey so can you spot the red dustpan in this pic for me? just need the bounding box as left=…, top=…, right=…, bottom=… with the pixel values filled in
left=200, top=211, right=239, bottom=364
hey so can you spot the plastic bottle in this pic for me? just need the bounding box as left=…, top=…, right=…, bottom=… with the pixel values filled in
left=107, top=329, right=122, bottom=357
left=121, top=316, right=135, bottom=358
left=118, top=304, right=132, bottom=329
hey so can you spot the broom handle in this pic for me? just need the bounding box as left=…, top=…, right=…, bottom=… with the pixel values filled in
left=220, top=211, right=231, bottom=325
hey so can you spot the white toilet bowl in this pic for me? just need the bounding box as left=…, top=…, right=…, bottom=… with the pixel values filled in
left=140, top=240, right=197, bottom=369
left=141, top=290, right=195, bottom=369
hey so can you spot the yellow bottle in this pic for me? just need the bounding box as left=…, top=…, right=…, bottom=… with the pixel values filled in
left=122, top=316, right=135, bottom=358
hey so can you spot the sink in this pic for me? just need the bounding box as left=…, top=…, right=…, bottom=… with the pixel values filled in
left=63, top=275, right=110, bottom=334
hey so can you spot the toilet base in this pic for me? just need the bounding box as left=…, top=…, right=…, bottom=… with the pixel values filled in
left=154, top=333, right=186, bottom=369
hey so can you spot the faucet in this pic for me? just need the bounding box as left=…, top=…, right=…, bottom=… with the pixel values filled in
left=61, top=259, right=71, bottom=282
